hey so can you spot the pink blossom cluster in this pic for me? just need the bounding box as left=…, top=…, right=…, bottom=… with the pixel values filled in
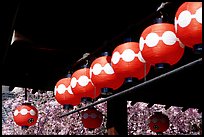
left=127, top=102, right=202, bottom=135
left=2, top=87, right=202, bottom=135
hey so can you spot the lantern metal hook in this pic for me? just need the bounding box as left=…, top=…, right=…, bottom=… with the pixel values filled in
left=85, top=59, right=89, bottom=67
left=156, top=2, right=171, bottom=11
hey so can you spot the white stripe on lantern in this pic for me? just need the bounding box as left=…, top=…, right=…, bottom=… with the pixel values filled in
left=14, top=108, right=36, bottom=116
left=70, top=77, right=77, bottom=89
left=111, top=49, right=146, bottom=65
left=71, top=75, right=91, bottom=88
left=92, top=63, right=103, bottom=75
left=103, top=63, right=114, bottom=74
left=55, top=84, right=74, bottom=95
left=67, top=85, right=73, bottom=94
left=139, top=37, right=145, bottom=51
left=152, top=118, right=158, bottom=123
left=30, top=109, right=36, bottom=116
left=20, top=109, right=28, bottom=115
left=54, top=86, right=57, bottom=96
left=162, top=31, right=177, bottom=45
left=139, top=31, right=181, bottom=49
left=90, top=63, right=114, bottom=76
left=14, top=110, right=19, bottom=116
left=57, top=84, right=66, bottom=94
left=175, top=8, right=202, bottom=28
left=82, top=112, right=97, bottom=119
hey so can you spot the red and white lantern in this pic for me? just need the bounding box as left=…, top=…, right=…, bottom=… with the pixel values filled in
left=13, top=103, right=38, bottom=129
left=70, top=68, right=101, bottom=102
left=111, top=42, right=151, bottom=80
left=147, top=112, right=169, bottom=134
left=139, top=23, right=185, bottom=66
left=175, top=2, right=202, bottom=49
left=81, top=107, right=103, bottom=130
left=90, top=55, right=124, bottom=95
left=54, top=75, right=81, bottom=109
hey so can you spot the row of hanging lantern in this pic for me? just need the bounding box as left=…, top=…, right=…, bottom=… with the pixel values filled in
left=13, top=2, right=202, bottom=131
left=54, top=1, right=202, bottom=108
left=54, top=1, right=202, bottom=130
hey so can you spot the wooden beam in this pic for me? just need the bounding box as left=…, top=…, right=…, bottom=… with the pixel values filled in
left=107, top=127, right=119, bottom=135
left=107, top=96, right=127, bottom=135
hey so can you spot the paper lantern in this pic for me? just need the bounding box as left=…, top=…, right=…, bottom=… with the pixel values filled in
left=90, top=54, right=124, bottom=95
left=70, top=68, right=101, bottom=102
left=81, top=107, right=103, bottom=130
left=147, top=112, right=169, bottom=134
left=13, top=103, right=38, bottom=129
left=139, top=23, right=185, bottom=67
left=111, top=42, right=151, bottom=81
left=175, top=2, right=202, bottom=50
left=54, top=74, right=81, bottom=109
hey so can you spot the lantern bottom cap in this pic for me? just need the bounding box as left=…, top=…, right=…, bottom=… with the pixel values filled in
left=101, top=88, right=113, bottom=97
left=22, top=102, right=31, bottom=105
left=21, top=126, right=29, bottom=130
left=81, top=97, right=93, bottom=104
left=88, top=128, right=95, bottom=131
left=156, top=132, right=164, bottom=135
left=155, top=63, right=170, bottom=73
left=125, top=77, right=139, bottom=84
left=63, top=104, right=73, bottom=110
left=193, top=44, right=202, bottom=55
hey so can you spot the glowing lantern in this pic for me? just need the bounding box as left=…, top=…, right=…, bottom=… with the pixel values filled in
left=111, top=42, right=151, bottom=81
left=81, top=107, right=103, bottom=130
left=54, top=74, right=81, bottom=109
left=90, top=52, right=124, bottom=96
left=13, top=103, right=38, bottom=129
left=147, top=112, right=169, bottom=134
left=139, top=23, right=185, bottom=68
left=175, top=2, right=202, bottom=51
left=70, top=67, right=101, bottom=102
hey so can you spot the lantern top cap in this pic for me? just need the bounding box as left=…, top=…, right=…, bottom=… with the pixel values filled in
left=124, top=37, right=132, bottom=42
left=154, top=111, right=163, bottom=114
left=66, top=73, right=72, bottom=78
left=22, top=102, right=31, bottom=106
left=81, top=60, right=90, bottom=68
left=101, top=51, right=109, bottom=56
